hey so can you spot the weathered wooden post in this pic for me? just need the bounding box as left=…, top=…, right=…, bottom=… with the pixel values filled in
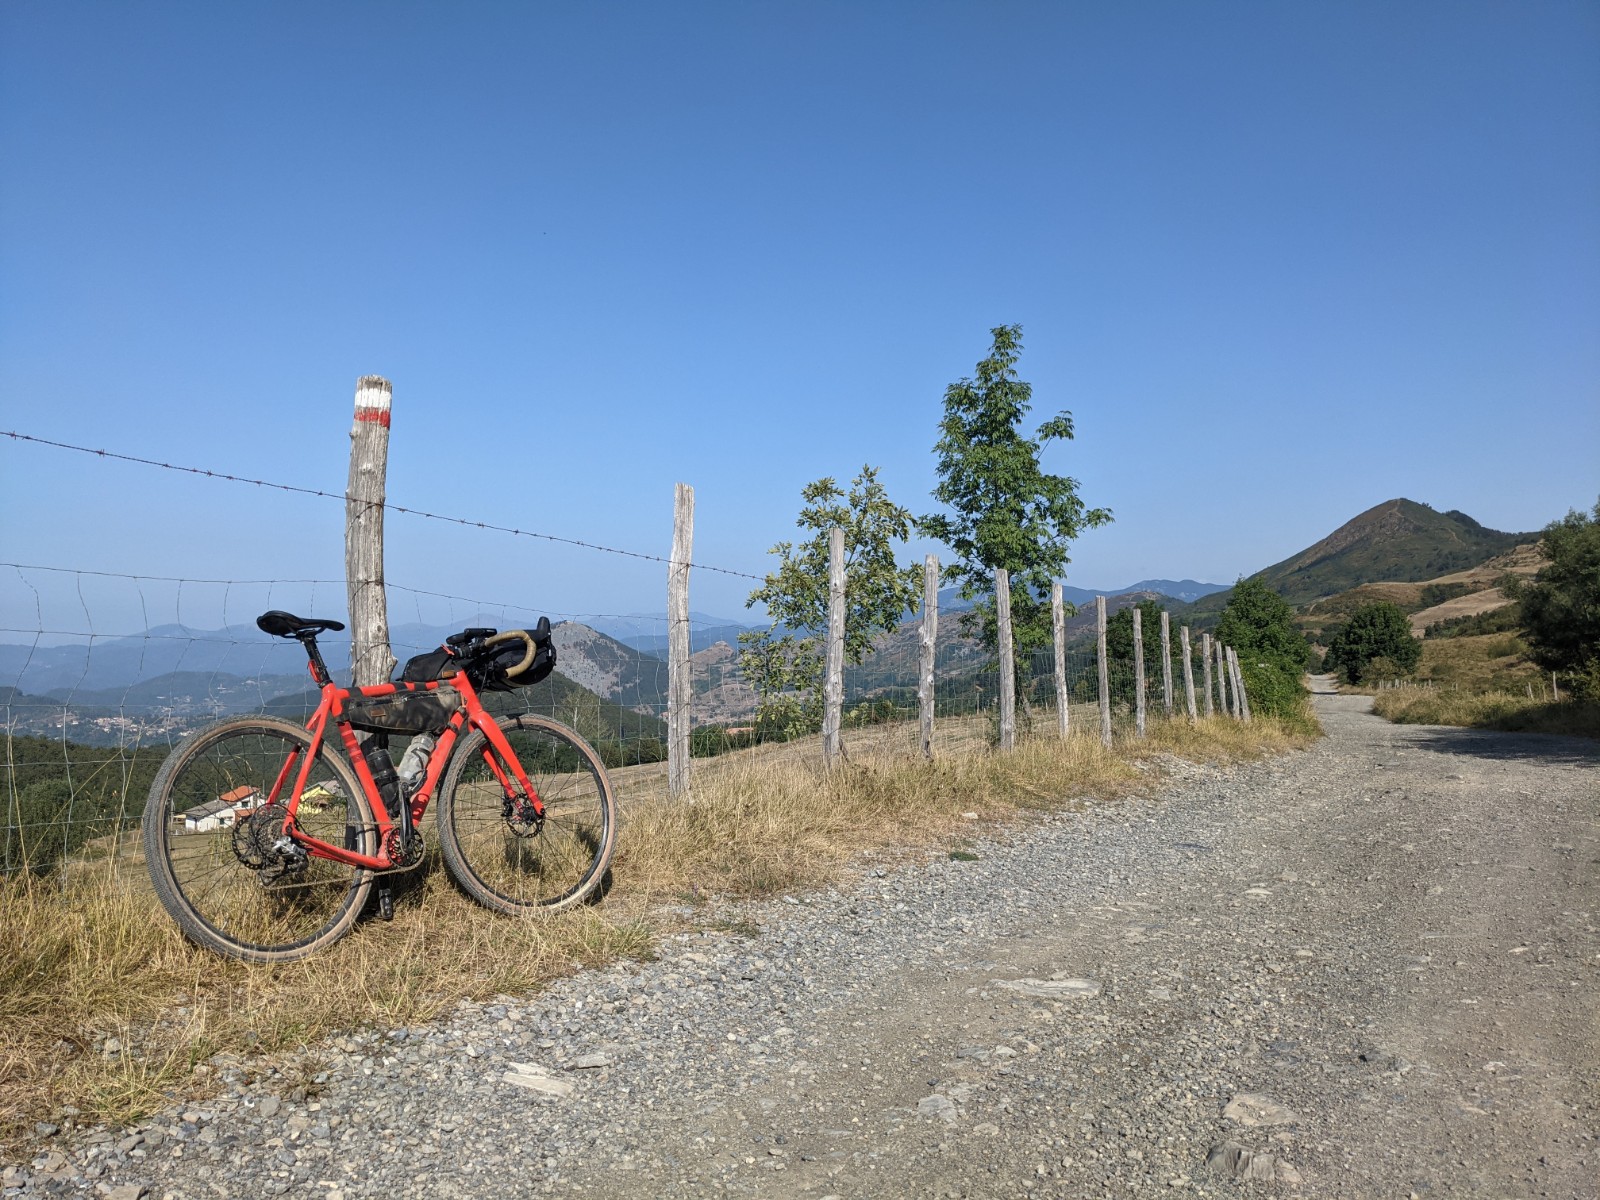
left=1096, top=594, right=1112, bottom=747
left=1132, top=606, right=1147, bottom=739
left=1159, top=611, right=1173, bottom=717
left=995, top=567, right=1016, bottom=751
left=1230, top=648, right=1252, bottom=722
left=1217, top=640, right=1233, bottom=717
left=346, top=375, right=396, bottom=688
left=1552, top=671, right=1561, bottom=703
left=1201, top=632, right=1215, bottom=717
left=668, top=483, right=695, bottom=797
left=918, top=554, right=938, bottom=760
left=1180, top=625, right=1198, bottom=720
left=1051, top=582, right=1069, bottom=739
left=822, top=527, right=846, bottom=768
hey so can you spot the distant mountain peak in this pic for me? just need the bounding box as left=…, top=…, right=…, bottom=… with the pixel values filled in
left=1249, top=498, right=1532, bottom=605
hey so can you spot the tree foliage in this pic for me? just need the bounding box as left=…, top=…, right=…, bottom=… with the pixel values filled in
left=1502, top=499, right=1600, bottom=697
left=1105, top=599, right=1167, bottom=682
left=1213, top=578, right=1313, bottom=719
left=1324, top=601, right=1421, bottom=685
left=921, top=325, right=1111, bottom=659
left=1215, top=579, right=1311, bottom=670
left=738, top=467, right=922, bottom=740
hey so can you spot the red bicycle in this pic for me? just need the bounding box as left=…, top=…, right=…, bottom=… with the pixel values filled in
left=142, top=610, right=618, bottom=962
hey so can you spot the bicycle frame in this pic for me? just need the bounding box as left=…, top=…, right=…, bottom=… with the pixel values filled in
left=264, top=666, right=547, bottom=872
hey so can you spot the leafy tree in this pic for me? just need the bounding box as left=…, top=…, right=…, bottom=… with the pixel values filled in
left=739, top=467, right=922, bottom=740
left=921, top=325, right=1112, bottom=660
left=1502, top=499, right=1600, bottom=697
left=1325, top=601, right=1421, bottom=685
left=1215, top=578, right=1311, bottom=670
left=1211, top=578, right=1315, bottom=720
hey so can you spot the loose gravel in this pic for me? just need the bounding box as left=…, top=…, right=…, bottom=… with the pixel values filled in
left=7, top=686, right=1597, bottom=1199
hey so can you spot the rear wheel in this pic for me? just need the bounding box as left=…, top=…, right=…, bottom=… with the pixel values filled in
left=142, top=716, right=376, bottom=962
left=436, top=714, right=617, bottom=914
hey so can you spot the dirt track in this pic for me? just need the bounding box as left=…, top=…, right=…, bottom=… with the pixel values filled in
left=9, top=682, right=1598, bottom=1198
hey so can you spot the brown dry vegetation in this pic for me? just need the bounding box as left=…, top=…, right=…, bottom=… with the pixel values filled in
left=0, top=711, right=1314, bottom=1152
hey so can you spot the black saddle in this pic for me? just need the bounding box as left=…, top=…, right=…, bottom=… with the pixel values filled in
left=257, top=610, right=346, bottom=639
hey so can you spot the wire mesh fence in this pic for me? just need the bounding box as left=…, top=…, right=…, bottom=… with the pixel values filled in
left=1, top=422, right=1246, bottom=880
left=2, top=552, right=1239, bottom=880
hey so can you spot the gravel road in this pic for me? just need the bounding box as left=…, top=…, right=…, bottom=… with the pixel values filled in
left=9, top=685, right=1598, bottom=1199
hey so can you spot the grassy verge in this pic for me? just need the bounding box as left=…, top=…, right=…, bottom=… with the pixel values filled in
left=1, top=713, right=1314, bottom=1152
left=1371, top=688, right=1599, bottom=739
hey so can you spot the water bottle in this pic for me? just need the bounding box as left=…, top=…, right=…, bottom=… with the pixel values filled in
left=397, top=733, right=437, bottom=796
left=362, top=741, right=402, bottom=817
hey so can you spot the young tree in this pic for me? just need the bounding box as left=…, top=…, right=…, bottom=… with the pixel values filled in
left=1502, top=499, right=1600, bottom=696
left=921, top=325, right=1112, bottom=659
left=738, top=467, right=922, bottom=740
left=1214, top=578, right=1311, bottom=717
left=1324, top=601, right=1422, bottom=685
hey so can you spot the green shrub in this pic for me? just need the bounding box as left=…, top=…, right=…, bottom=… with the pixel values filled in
left=1325, top=601, right=1422, bottom=684
left=1425, top=603, right=1521, bottom=639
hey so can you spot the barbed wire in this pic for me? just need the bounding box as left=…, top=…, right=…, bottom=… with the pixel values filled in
left=3, top=430, right=763, bottom=581
left=0, top=563, right=743, bottom=630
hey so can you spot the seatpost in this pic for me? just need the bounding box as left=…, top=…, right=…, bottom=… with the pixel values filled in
left=299, top=632, right=333, bottom=687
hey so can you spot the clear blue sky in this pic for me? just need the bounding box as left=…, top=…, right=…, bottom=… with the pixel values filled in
left=3, top=1, right=1596, bottom=636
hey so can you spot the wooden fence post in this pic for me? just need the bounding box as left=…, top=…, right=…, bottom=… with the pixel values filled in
left=1180, top=625, right=1198, bottom=720
left=995, top=567, right=1016, bottom=751
left=668, top=483, right=694, bottom=797
left=822, top=527, right=846, bottom=768
left=1201, top=632, right=1215, bottom=717
left=345, top=375, right=396, bottom=688
left=1132, top=606, right=1147, bottom=738
left=918, top=554, right=938, bottom=760
left=1051, top=582, right=1069, bottom=739
left=1552, top=671, right=1560, bottom=703
left=1159, top=611, right=1173, bottom=717
left=1216, top=640, right=1232, bottom=717
left=1230, top=648, right=1252, bottom=722
left=1096, top=595, right=1112, bottom=746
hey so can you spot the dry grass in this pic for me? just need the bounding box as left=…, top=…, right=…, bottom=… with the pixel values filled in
left=1, top=712, right=1313, bottom=1152
left=1410, top=632, right=1542, bottom=693
left=1371, top=688, right=1599, bottom=739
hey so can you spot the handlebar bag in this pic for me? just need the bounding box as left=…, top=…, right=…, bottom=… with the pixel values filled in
left=483, top=620, right=557, bottom=691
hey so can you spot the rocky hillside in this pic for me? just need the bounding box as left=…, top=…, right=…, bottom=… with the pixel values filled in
left=549, top=622, right=668, bottom=713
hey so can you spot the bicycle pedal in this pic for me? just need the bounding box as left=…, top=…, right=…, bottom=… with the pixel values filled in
left=376, top=886, right=395, bottom=922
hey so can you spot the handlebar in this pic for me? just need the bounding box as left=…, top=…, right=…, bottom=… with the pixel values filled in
left=481, top=629, right=536, bottom=677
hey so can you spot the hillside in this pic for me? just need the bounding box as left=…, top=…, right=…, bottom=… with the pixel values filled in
left=1252, top=499, right=1531, bottom=606
left=549, top=622, right=668, bottom=713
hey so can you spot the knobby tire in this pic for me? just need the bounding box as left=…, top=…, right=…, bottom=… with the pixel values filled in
left=436, top=713, right=618, bottom=915
left=142, top=715, right=377, bottom=963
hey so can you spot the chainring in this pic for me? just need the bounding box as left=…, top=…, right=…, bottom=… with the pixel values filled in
left=383, top=827, right=426, bottom=870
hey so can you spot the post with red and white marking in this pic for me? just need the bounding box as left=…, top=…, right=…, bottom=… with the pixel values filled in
left=345, top=375, right=396, bottom=688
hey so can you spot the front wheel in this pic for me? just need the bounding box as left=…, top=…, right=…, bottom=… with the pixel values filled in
left=142, top=716, right=377, bottom=962
left=436, top=714, right=618, bottom=915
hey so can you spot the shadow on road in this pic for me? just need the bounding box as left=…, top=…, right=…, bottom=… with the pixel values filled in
left=1399, top=724, right=1600, bottom=768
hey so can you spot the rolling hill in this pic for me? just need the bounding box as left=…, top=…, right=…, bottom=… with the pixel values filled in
left=1176, top=498, right=1536, bottom=622
left=1252, top=499, right=1532, bottom=606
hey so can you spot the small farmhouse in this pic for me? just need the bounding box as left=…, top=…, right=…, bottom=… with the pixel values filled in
left=182, top=785, right=260, bottom=832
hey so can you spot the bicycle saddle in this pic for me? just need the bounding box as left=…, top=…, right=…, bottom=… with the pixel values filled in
left=257, top=610, right=347, bottom=638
